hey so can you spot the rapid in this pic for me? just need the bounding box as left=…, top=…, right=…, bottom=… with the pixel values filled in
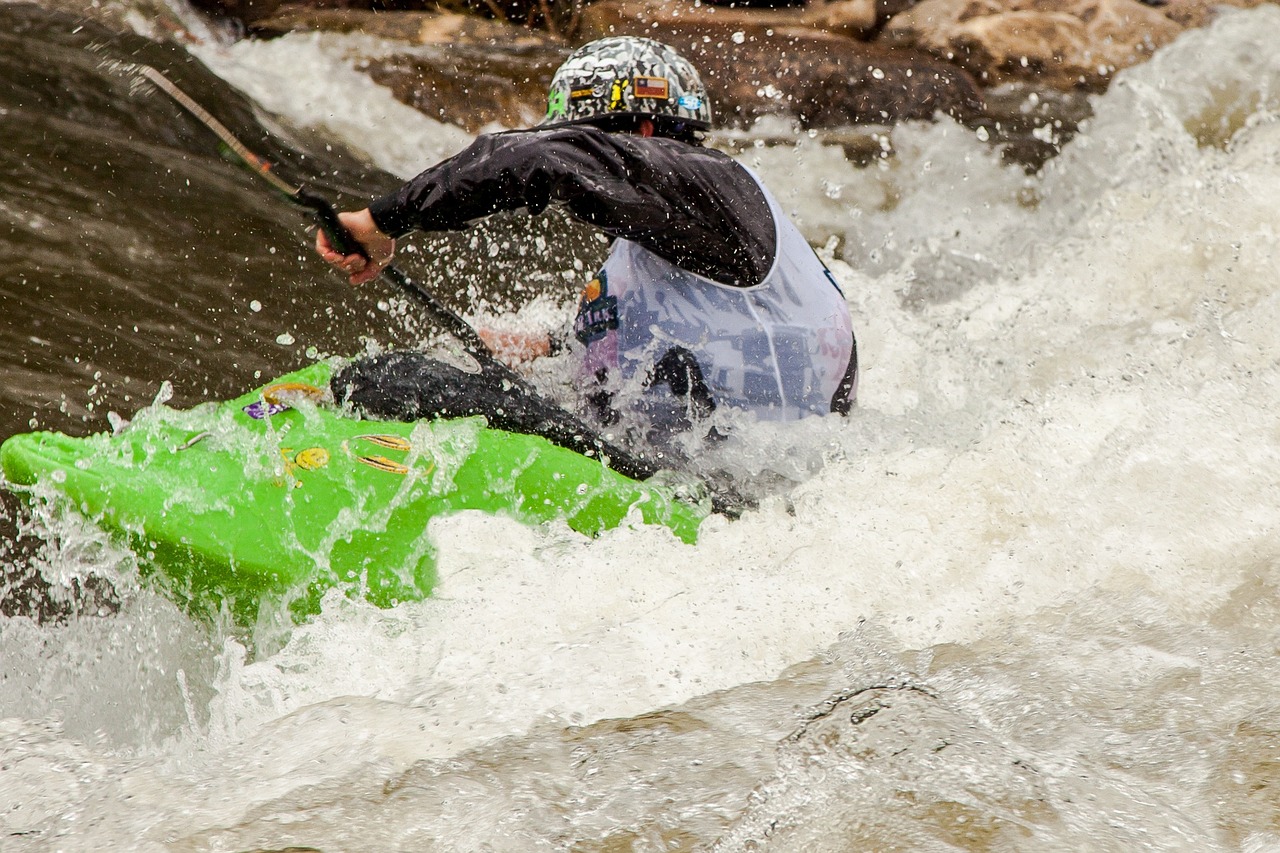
left=3, top=1, right=1280, bottom=849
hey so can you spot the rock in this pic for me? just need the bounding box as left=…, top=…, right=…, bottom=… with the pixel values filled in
left=249, top=5, right=552, bottom=44
left=248, top=8, right=568, bottom=131
left=1158, top=0, right=1276, bottom=28
left=807, top=0, right=879, bottom=37
left=579, top=0, right=984, bottom=127
left=710, top=684, right=1061, bottom=851
left=363, top=46, right=565, bottom=133
left=189, top=0, right=285, bottom=24
left=233, top=0, right=583, bottom=35
left=880, top=0, right=1184, bottom=89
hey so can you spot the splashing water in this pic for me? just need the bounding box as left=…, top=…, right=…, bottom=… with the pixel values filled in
left=4, top=4, right=1280, bottom=850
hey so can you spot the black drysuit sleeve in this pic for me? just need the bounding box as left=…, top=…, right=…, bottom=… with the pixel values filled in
left=366, top=126, right=777, bottom=288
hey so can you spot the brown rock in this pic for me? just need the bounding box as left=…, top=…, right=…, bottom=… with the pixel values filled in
left=1158, top=0, right=1276, bottom=28
left=580, top=0, right=984, bottom=127
left=190, top=0, right=285, bottom=24
left=807, top=0, right=879, bottom=37
left=364, top=45, right=566, bottom=132
left=249, top=7, right=567, bottom=131
left=881, top=0, right=1184, bottom=89
left=249, top=4, right=553, bottom=44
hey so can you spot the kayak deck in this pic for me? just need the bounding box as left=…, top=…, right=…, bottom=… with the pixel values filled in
left=0, top=362, right=706, bottom=626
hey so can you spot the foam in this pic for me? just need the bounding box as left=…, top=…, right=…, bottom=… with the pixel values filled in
left=6, top=7, right=1280, bottom=848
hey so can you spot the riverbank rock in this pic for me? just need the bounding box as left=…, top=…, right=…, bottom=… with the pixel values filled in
left=250, top=1, right=983, bottom=131
left=364, top=44, right=566, bottom=132
left=247, top=8, right=567, bottom=131
left=189, top=0, right=284, bottom=24
left=578, top=0, right=985, bottom=127
left=1158, top=0, right=1277, bottom=28
left=248, top=5, right=553, bottom=45
left=879, top=0, right=1183, bottom=90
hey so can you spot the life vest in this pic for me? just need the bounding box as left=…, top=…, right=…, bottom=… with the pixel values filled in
left=573, top=170, right=855, bottom=427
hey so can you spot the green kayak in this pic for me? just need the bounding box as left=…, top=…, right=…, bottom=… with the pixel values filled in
left=0, top=361, right=706, bottom=626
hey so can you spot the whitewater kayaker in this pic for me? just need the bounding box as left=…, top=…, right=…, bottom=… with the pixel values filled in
left=317, top=36, right=857, bottom=447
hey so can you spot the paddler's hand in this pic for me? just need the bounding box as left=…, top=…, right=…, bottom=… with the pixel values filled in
left=478, top=328, right=553, bottom=365
left=314, top=208, right=395, bottom=285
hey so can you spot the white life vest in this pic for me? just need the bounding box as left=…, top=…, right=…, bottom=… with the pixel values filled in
left=573, top=170, right=855, bottom=425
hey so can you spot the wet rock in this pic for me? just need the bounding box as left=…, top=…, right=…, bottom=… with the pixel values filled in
left=1158, top=0, right=1277, bottom=28
left=976, top=81, right=1094, bottom=170
left=188, top=0, right=286, bottom=24
left=880, top=0, right=1184, bottom=90
left=363, top=44, right=566, bottom=132
left=709, top=682, right=1063, bottom=851
left=580, top=0, right=985, bottom=127
left=805, top=0, right=880, bottom=37
left=1213, top=710, right=1280, bottom=844
left=248, top=5, right=553, bottom=44
left=256, top=2, right=985, bottom=133
left=244, top=0, right=584, bottom=34
left=248, top=8, right=568, bottom=131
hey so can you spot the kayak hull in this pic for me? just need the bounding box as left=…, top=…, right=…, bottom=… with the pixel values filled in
left=0, top=362, right=705, bottom=626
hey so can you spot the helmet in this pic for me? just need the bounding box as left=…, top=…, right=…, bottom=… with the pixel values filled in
left=543, top=37, right=713, bottom=133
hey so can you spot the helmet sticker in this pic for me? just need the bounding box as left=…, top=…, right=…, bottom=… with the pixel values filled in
left=633, top=76, right=669, bottom=99
left=608, top=78, right=630, bottom=111
left=542, top=37, right=713, bottom=130
left=677, top=93, right=703, bottom=111
left=545, top=87, right=568, bottom=120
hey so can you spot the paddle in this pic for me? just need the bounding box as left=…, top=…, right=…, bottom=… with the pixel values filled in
left=138, top=66, right=742, bottom=514
left=136, top=68, right=489, bottom=354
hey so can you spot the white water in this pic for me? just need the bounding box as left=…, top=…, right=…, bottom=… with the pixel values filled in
left=6, top=7, right=1280, bottom=850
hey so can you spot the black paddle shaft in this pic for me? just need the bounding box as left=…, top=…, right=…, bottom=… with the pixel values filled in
left=292, top=189, right=493, bottom=357
left=289, top=191, right=680, bottom=488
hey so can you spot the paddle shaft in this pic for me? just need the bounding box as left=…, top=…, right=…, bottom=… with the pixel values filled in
left=293, top=189, right=493, bottom=357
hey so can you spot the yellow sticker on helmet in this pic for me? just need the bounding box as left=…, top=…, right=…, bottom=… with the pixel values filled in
left=608, top=78, right=630, bottom=110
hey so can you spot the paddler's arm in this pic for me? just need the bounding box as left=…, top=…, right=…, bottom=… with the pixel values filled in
left=314, top=209, right=397, bottom=286
left=362, top=126, right=777, bottom=288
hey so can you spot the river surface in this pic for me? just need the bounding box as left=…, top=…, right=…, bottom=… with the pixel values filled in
left=3, top=2, right=1280, bottom=850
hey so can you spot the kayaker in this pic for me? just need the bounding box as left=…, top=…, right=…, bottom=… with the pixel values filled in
left=317, top=36, right=857, bottom=448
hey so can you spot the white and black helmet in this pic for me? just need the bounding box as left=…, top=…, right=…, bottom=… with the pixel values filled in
left=543, top=37, right=713, bottom=133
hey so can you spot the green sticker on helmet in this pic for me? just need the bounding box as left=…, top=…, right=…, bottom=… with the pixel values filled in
left=546, top=87, right=568, bottom=120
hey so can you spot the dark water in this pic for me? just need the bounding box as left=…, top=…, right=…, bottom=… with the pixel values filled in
left=0, top=3, right=596, bottom=444
left=0, top=1, right=607, bottom=619
left=2, top=5, right=381, bottom=437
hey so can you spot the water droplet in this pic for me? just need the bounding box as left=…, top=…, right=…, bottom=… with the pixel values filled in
left=731, top=30, right=745, bottom=44
left=276, top=333, right=295, bottom=346
left=249, top=300, right=262, bottom=312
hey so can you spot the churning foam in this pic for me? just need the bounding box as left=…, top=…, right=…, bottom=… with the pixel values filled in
left=5, top=9, right=1280, bottom=847
left=166, top=6, right=1280, bottom=762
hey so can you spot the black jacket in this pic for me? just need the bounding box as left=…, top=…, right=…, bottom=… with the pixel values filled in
left=367, top=127, right=776, bottom=288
